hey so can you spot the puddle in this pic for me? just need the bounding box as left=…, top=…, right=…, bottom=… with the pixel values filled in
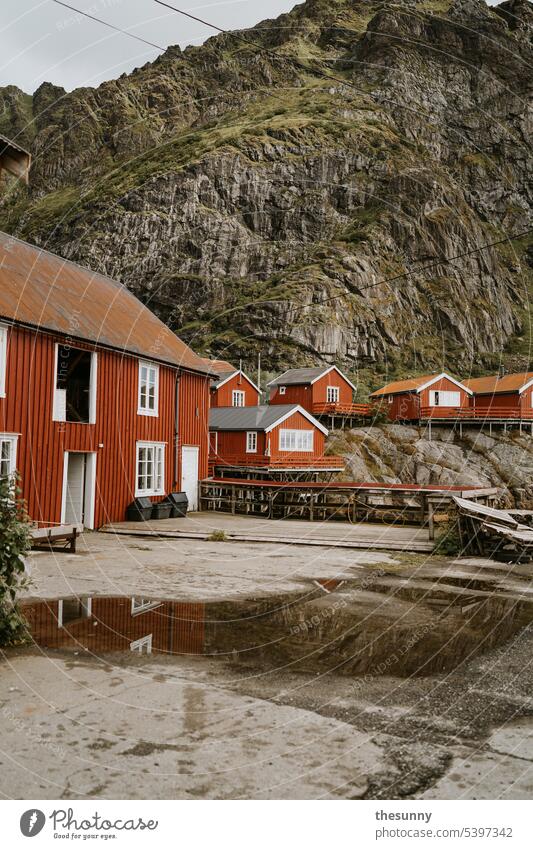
left=21, top=571, right=533, bottom=678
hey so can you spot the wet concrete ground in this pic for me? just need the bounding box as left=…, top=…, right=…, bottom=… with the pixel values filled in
left=5, top=529, right=533, bottom=799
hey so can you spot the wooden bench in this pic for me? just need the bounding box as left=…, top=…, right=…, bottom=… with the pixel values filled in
left=31, top=525, right=78, bottom=553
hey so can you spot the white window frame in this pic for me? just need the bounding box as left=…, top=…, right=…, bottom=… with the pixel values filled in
left=279, top=429, right=314, bottom=452
left=130, top=634, right=153, bottom=654
left=326, top=385, right=340, bottom=403
left=0, top=324, right=7, bottom=398
left=131, top=597, right=160, bottom=615
left=138, top=360, right=159, bottom=417
left=246, top=431, right=257, bottom=453
left=279, top=386, right=286, bottom=395
left=0, top=434, right=18, bottom=479
left=232, top=389, right=245, bottom=407
left=429, top=389, right=461, bottom=407
left=135, top=441, right=166, bottom=497
left=57, top=597, right=92, bottom=628
left=52, top=344, right=97, bottom=424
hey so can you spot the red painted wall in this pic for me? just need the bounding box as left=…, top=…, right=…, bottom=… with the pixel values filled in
left=0, top=324, right=209, bottom=527
left=383, top=377, right=469, bottom=421
left=211, top=372, right=259, bottom=407
left=269, top=370, right=353, bottom=411
left=209, top=410, right=325, bottom=466
left=473, top=391, right=529, bottom=412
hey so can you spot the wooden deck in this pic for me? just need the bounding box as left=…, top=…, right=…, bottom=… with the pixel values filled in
left=200, top=479, right=498, bottom=540
left=105, top=512, right=435, bottom=552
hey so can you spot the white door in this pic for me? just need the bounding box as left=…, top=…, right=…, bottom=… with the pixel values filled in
left=64, top=453, right=86, bottom=526
left=62, top=452, right=97, bottom=529
left=181, top=446, right=199, bottom=511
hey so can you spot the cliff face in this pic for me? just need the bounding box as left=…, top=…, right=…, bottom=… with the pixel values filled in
left=0, top=0, right=532, bottom=386
left=329, top=423, right=533, bottom=506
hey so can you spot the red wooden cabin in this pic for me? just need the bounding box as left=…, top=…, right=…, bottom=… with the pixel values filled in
left=370, top=373, right=472, bottom=421
left=464, top=372, right=533, bottom=420
left=0, top=232, right=212, bottom=526
left=201, top=358, right=260, bottom=407
left=208, top=404, right=344, bottom=476
left=268, top=366, right=366, bottom=418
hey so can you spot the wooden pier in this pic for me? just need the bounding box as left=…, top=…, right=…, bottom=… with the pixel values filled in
left=200, top=479, right=498, bottom=540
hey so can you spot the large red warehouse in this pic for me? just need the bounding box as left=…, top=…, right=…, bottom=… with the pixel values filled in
left=0, top=232, right=212, bottom=526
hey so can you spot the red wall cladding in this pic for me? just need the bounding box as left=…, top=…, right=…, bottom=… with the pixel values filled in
left=0, top=324, right=209, bottom=526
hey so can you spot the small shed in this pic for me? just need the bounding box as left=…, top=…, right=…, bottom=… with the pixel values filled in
left=201, top=359, right=260, bottom=407
left=464, top=372, right=533, bottom=418
left=370, top=373, right=472, bottom=421
left=268, top=365, right=357, bottom=414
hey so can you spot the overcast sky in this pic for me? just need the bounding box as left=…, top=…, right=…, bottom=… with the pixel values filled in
left=2, top=0, right=501, bottom=94
left=0, top=0, right=298, bottom=93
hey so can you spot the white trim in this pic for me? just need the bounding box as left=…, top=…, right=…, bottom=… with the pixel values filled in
left=267, top=365, right=357, bottom=393
left=279, top=429, right=314, bottom=452
left=137, top=360, right=160, bottom=417
left=416, top=372, right=472, bottom=395
left=131, top=597, right=160, bottom=615
left=0, top=324, right=7, bottom=397
left=264, top=404, right=328, bottom=436
left=215, top=369, right=261, bottom=394
left=326, top=385, right=340, bottom=403
left=232, top=389, right=245, bottom=407
left=130, top=634, right=153, bottom=654
left=89, top=352, right=97, bottom=424
left=135, top=441, right=166, bottom=497
left=279, top=386, right=286, bottom=395
left=57, top=596, right=92, bottom=628
left=0, top=433, right=18, bottom=478
left=246, top=431, right=257, bottom=453
left=519, top=377, right=533, bottom=395
left=60, top=451, right=97, bottom=529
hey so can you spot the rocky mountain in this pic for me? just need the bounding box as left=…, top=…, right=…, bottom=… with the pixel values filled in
left=0, top=0, right=532, bottom=392
left=329, top=423, right=533, bottom=505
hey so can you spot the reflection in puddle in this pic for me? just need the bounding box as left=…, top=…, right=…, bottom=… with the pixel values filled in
left=22, top=597, right=205, bottom=657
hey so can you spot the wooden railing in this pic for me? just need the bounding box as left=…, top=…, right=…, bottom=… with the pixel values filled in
left=209, top=453, right=345, bottom=469
left=420, top=406, right=533, bottom=420
left=312, top=402, right=372, bottom=417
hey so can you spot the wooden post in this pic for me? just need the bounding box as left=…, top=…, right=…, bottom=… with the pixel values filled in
left=231, top=484, right=236, bottom=515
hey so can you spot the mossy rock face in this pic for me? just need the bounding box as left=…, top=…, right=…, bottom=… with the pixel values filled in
left=0, top=0, right=532, bottom=381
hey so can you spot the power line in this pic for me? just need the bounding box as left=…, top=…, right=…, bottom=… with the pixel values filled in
left=51, top=0, right=165, bottom=52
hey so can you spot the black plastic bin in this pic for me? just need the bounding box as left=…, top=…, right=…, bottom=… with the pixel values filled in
left=165, top=491, right=188, bottom=518
left=126, top=497, right=153, bottom=522
left=151, top=501, right=172, bottom=520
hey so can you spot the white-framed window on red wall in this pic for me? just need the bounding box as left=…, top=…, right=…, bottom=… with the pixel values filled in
left=232, top=390, right=245, bottom=407
left=246, top=431, right=257, bottom=453
left=138, top=360, right=159, bottom=416
left=279, top=430, right=314, bottom=452
left=326, top=386, right=339, bottom=403
left=135, top=442, right=165, bottom=496
left=0, top=434, right=18, bottom=479
left=0, top=324, right=7, bottom=398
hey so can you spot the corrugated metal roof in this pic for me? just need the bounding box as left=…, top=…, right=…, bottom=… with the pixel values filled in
left=370, top=374, right=443, bottom=397
left=0, top=231, right=212, bottom=375
left=210, top=404, right=304, bottom=431
left=268, top=367, right=329, bottom=386
left=464, top=372, right=533, bottom=395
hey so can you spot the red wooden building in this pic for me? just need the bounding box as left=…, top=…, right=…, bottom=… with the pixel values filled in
left=201, top=358, right=260, bottom=407
left=370, top=373, right=472, bottom=421
left=268, top=366, right=367, bottom=421
left=208, top=404, right=344, bottom=478
left=0, top=232, right=212, bottom=526
left=464, top=372, right=533, bottom=420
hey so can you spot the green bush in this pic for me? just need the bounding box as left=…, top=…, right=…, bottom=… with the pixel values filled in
left=433, top=521, right=463, bottom=556
left=0, top=474, right=31, bottom=645
left=208, top=529, right=228, bottom=542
